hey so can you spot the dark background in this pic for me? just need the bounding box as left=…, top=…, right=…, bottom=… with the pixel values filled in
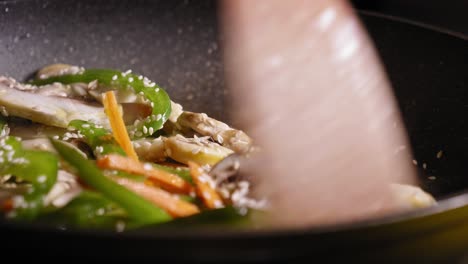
left=352, top=0, right=468, bottom=36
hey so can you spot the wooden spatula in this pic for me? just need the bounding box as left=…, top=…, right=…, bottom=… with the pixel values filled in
left=220, top=0, right=417, bottom=227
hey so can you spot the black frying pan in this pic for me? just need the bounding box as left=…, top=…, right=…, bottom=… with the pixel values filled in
left=0, top=0, right=467, bottom=262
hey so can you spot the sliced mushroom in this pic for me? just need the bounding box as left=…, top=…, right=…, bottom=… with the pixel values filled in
left=43, top=170, right=82, bottom=208
left=177, top=111, right=252, bottom=153
left=8, top=120, right=67, bottom=139
left=0, top=79, right=110, bottom=129
left=36, top=63, right=85, bottom=80
left=164, top=134, right=234, bottom=166
left=133, top=136, right=167, bottom=162
left=22, top=138, right=56, bottom=152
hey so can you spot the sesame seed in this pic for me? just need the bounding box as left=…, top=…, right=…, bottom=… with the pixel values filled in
left=203, top=191, right=211, bottom=199
left=128, top=77, right=134, bottom=83
left=96, top=208, right=105, bottom=216
left=116, top=221, right=126, bottom=232
left=95, top=146, right=104, bottom=154
left=143, top=126, right=148, bottom=134
left=148, top=127, right=154, bottom=135
left=3, top=144, right=12, bottom=151
left=214, top=200, right=224, bottom=208
left=191, top=147, right=201, bottom=154
left=37, top=175, right=47, bottom=183
left=412, top=159, right=418, bottom=165
left=437, top=150, right=443, bottom=159
left=135, top=131, right=143, bottom=137
left=238, top=207, right=248, bottom=215
left=156, top=114, right=162, bottom=121
left=143, top=163, right=153, bottom=171
left=428, top=176, right=436, bottom=180
left=423, top=163, right=427, bottom=170
left=122, top=70, right=132, bottom=76
left=155, top=88, right=160, bottom=92
left=112, top=75, right=118, bottom=81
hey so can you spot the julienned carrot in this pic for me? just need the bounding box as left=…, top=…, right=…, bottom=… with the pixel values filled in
left=102, top=91, right=139, bottom=161
left=111, top=176, right=199, bottom=217
left=97, top=154, right=194, bottom=194
left=188, top=161, right=224, bottom=209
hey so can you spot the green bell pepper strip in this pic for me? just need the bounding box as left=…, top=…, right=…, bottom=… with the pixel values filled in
left=68, top=120, right=125, bottom=157
left=140, top=206, right=254, bottom=230
left=50, top=138, right=172, bottom=225
left=40, top=190, right=128, bottom=230
left=31, top=69, right=172, bottom=139
left=0, top=136, right=58, bottom=219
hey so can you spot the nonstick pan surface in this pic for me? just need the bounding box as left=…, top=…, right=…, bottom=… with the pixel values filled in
left=0, top=0, right=467, bottom=262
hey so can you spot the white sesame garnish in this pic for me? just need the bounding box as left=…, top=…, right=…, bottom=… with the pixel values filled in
left=214, top=200, right=224, bottom=208
left=148, top=127, right=154, bottom=135
left=96, top=208, right=105, bottom=216
left=216, top=134, right=224, bottom=144
left=128, top=77, right=134, bottom=83
left=122, top=70, right=132, bottom=76
left=116, top=221, right=126, bottom=232
left=37, top=175, right=47, bottom=183
left=437, top=150, right=443, bottom=159
left=143, top=163, right=153, bottom=171
left=203, top=191, right=211, bottom=199
left=155, top=88, right=160, bottom=92
left=95, top=146, right=104, bottom=154
left=112, top=75, right=118, bottom=81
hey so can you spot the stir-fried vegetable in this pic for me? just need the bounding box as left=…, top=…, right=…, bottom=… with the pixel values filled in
left=68, top=119, right=126, bottom=157
left=0, top=64, right=265, bottom=231
left=39, top=190, right=127, bottom=229
left=97, top=154, right=194, bottom=194
left=188, top=161, right=224, bottom=209
left=0, top=136, right=58, bottom=219
left=31, top=68, right=172, bottom=139
left=102, top=91, right=139, bottom=161
left=0, top=63, right=437, bottom=231
left=50, top=139, right=172, bottom=225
